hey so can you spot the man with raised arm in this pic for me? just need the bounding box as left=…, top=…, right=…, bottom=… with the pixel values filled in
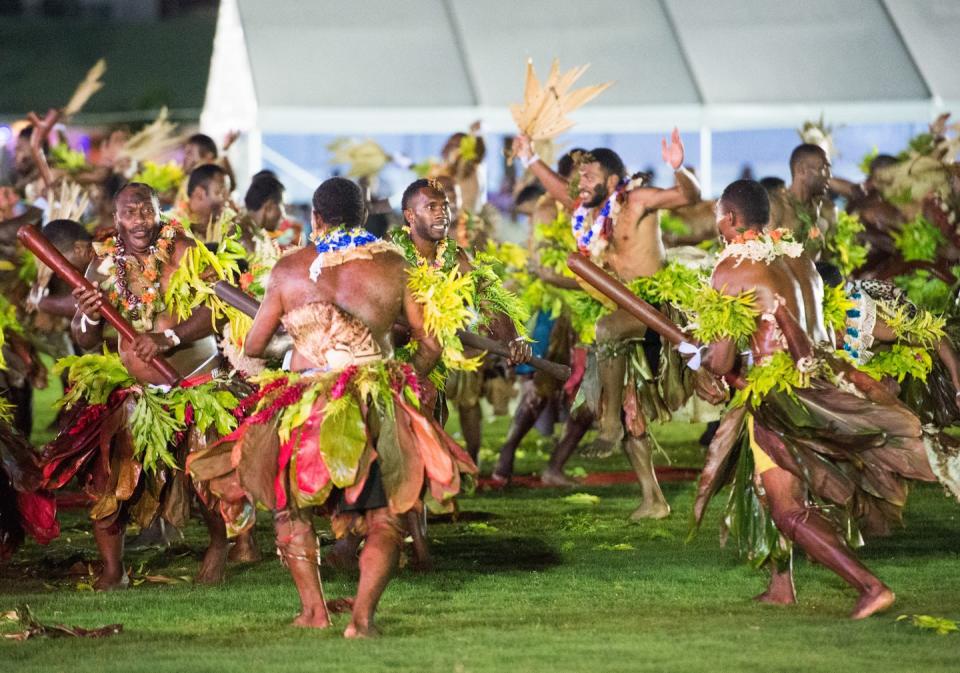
left=511, top=131, right=699, bottom=519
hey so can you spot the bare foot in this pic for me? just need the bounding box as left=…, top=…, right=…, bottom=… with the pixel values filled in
left=227, top=534, right=262, bottom=563
left=325, top=597, right=355, bottom=614
left=343, top=621, right=380, bottom=639
left=753, top=589, right=796, bottom=605
left=93, top=571, right=129, bottom=591
left=489, top=472, right=510, bottom=488
left=195, top=543, right=228, bottom=585
left=292, top=607, right=331, bottom=629
left=629, top=500, right=671, bottom=521
left=584, top=437, right=619, bottom=459
left=408, top=553, right=434, bottom=572
left=540, top=468, right=578, bottom=488
left=850, top=586, right=895, bottom=620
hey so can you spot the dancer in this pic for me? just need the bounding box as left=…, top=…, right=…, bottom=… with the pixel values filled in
left=511, top=130, right=699, bottom=519
left=696, top=179, right=935, bottom=618
left=189, top=177, right=476, bottom=637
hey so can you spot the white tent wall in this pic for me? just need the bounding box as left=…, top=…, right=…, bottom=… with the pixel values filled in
left=202, top=0, right=957, bottom=200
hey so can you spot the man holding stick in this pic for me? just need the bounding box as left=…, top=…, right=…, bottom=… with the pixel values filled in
left=511, top=131, right=699, bottom=519
left=34, top=183, right=244, bottom=589
left=569, top=179, right=935, bottom=618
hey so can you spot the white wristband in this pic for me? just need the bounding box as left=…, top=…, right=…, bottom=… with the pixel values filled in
left=164, top=328, right=181, bottom=347
left=521, top=153, right=540, bottom=169
left=79, top=313, right=101, bottom=334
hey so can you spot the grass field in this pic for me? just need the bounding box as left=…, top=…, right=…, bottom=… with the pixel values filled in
left=4, top=392, right=960, bottom=673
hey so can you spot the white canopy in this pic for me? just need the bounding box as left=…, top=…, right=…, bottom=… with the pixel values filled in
left=201, top=0, right=958, bottom=194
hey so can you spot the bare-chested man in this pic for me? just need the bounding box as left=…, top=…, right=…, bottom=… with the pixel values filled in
left=701, top=179, right=934, bottom=619
left=66, top=183, right=232, bottom=588
left=511, top=130, right=699, bottom=519
left=175, top=163, right=232, bottom=242
left=768, top=144, right=836, bottom=255
left=200, top=177, right=472, bottom=637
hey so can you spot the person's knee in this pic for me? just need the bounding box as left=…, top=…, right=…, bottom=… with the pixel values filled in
left=767, top=500, right=807, bottom=539
left=365, top=508, right=403, bottom=545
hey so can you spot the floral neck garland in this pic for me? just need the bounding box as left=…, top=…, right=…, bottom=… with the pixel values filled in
left=571, top=185, right=622, bottom=257
left=716, top=228, right=803, bottom=267
left=308, top=225, right=379, bottom=281
left=95, top=222, right=180, bottom=332
left=390, top=228, right=459, bottom=273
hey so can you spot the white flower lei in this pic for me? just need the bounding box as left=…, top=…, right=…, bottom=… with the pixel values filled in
left=716, top=230, right=803, bottom=267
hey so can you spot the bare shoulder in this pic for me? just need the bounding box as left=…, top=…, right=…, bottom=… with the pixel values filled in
left=712, top=258, right=770, bottom=294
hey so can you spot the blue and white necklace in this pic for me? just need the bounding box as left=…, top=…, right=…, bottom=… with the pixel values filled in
left=308, top=225, right=379, bottom=281
left=571, top=187, right=620, bottom=257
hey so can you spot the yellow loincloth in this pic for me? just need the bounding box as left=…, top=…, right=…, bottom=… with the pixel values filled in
left=746, top=414, right=778, bottom=475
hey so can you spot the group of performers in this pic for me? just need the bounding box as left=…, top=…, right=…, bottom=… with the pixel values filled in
left=3, top=84, right=960, bottom=637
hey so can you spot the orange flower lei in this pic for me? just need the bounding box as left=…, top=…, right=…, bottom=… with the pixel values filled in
left=96, top=221, right=181, bottom=331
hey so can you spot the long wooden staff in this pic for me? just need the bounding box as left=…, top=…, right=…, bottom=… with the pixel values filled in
left=566, top=253, right=744, bottom=389
left=213, top=281, right=572, bottom=381
left=18, top=225, right=181, bottom=386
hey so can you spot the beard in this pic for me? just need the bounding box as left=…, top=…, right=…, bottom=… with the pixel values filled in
left=583, top=183, right=609, bottom=209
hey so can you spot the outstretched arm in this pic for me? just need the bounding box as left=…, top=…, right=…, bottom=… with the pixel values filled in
left=628, top=128, right=701, bottom=212
left=511, top=135, right=575, bottom=211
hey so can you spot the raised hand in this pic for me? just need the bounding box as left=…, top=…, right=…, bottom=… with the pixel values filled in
left=661, top=127, right=685, bottom=170
left=222, top=129, right=241, bottom=151
left=511, top=134, right=533, bottom=162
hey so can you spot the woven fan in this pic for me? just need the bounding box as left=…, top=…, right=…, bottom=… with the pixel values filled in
left=510, top=59, right=613, bottom=141
left=62, top=59, right=107, bottom=118
left=118, top=107, right=183, bottom=164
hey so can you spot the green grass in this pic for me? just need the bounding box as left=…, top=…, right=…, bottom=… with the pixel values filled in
left=3, top=398, right=959, bottom=672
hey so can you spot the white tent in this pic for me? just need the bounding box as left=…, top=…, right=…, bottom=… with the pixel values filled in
left=202, top=0, right=960, bottom=195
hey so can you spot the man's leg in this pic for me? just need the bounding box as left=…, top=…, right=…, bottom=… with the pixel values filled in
left=541, top=406, right=594, bottom=486
left=592, top=310, right=646, bottom=455
left=623, top=435, right=670, bottom=520
left=195, top=498, right=230, bottom=585
left=458, top=402, right=483, bottom=464
left=228, top=529, right=262, bottom=563
left=274, top=510, right=330, bottom=628
left=345, top=507, right=403, bottom=638
left=493, top=380, right=548, bottom=482
left=92, top=516, right=128, bottom=591
left=760, top=465, right=895, bottom=619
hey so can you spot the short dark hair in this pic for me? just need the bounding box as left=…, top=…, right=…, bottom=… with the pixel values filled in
left=719, top=180, right=770, bottom=230
left=312, top=177, right=365, bottom=228
left=401, top=178, right=441, bottom=212
left=869, top=154, right=898, bottom=176
left=515, top=183, right=545, bottom=207
left=585, top=148, right=626, bottom=180
left=187, top=163, right=228, bottom=197
left=759, top=176, right=786, bottom=193
left=244, top=175, right=285, bottom=212
left=43, top=219, right=91, bottom=252
left=557, top=148, right=586, bottom=179
left=114, top=181, right=159, bottom=206
left=789, top=144, right=827, bottom=177
left=186, top=133, right=218, bottom=159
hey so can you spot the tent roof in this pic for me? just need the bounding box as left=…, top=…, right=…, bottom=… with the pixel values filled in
left=204, top=0, right=959, bottom=135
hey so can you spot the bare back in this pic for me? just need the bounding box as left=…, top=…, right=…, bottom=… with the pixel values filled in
left=255, top=246, right=407, bottom=371
left=712, top=256, right=818, bottom=360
